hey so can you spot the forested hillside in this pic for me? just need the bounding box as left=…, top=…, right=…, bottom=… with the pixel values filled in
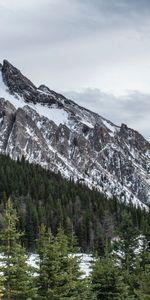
left=0, top=60, right=150, bottom=208
left=0, top=154, right=149, bottom=252
left=0, top=200, right=150, bottom=299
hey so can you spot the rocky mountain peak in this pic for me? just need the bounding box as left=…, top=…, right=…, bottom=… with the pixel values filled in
left=2, top=60, right=36, bottom=102
left=0, top=60, right=149, bottom=208
left=119, top=123, right=150, bottom=155
left=2, top=60, right=36, bottom=91
left=1, top=60, right=61, bottom=106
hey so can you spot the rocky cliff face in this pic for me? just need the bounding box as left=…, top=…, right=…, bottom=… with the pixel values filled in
left=0, top=60, right=149, bottom=207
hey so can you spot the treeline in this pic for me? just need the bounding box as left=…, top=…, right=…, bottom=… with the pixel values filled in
left=0, top=200, right=150, bottom=299
left=0, top=154, right=149, bottom=253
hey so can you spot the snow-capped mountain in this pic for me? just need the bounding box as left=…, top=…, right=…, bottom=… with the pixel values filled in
left=0, top=60, right=150, bottom=207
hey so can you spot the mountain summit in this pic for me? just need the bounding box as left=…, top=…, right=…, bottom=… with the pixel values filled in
left=0, top=60, right=149, bottom=207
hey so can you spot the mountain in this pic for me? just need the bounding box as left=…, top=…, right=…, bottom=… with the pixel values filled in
left=0, top=60, right=149, bottom=207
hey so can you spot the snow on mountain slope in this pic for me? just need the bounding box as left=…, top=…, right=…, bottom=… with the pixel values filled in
left=0, top=70, right=68, bottom=126
left=0, top=60, right=150, bottom=208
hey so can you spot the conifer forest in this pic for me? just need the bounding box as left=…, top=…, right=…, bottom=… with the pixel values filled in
left=0, top=155, right=149, bottom=299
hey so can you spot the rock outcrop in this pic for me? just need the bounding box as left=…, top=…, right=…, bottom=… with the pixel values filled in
left=0, top=60, right=149, bottom=207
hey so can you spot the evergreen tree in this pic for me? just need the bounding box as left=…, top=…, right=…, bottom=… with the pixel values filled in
left=36, top=225, right=56, bottom=299
left=138, top=271, right=150, bottom=299
left=139, top=229, right=150, bottom=272
left=112, top=213, right=141, bottom=299
left=37, top=226, right=89, bottom=299
left=0, top=199, right=36, bottom=299
left=91, top=256, right=129, bottom=299
left=0, top=153, right=149, bottom=253
left=54, top=228, right=89, bottom=300
left=136, top=252, right=150, bottom=300
left=113, top=213, right=139, bottom=273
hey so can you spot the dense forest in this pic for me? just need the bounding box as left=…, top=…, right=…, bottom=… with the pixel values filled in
left=0, top=154, right=149, bottom=253
left=0, top=199, right=150, bottom=299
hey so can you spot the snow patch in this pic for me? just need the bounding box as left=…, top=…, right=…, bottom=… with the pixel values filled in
left=28, top=253, right=94, bottom=278
left=0, top=71, right=68, bottom=126
left=103, top=119, right=116, bottom=136
left=33, top=104, right=68, bottom=127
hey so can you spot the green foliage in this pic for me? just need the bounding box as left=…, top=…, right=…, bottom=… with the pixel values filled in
left=113, top=213, right=140, bottom=273
left=138, top=271, right=150, bottom=299
left=91, top=256, right=129, bottom=299
left=0, top=154, right=149, bottom=253
left=0, top=199, right=36, bottom=299
left=135, top=252, right=150, bottom=300
left=0, top=198, right=149, bottom=299
left=36, top=226, right=89, bottom=300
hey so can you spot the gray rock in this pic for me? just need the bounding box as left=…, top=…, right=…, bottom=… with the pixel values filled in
left=0, top=60, right=149, bottom=207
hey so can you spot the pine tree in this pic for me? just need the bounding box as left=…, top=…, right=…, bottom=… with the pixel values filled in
left=54, top=228, right=89, bottom=300
left=91, top=255, right=129, bottom=300
left=36, top=225, right=56, bottom=299
left=0, top=199, right=36, bottom=299
left=138, top=272, right=150, bottom=299
left=135, top=252, right=150, bottom=300
left=113, top=213, right=139, bottom=273
left=112, top=213, right=141, bottom=299
left=37, top=226, right=89, bottom=299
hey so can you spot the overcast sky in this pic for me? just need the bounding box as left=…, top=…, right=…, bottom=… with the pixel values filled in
left=0, top=0, right=150, bottom=140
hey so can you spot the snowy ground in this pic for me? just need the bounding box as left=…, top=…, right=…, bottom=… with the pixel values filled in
left=28, top=253, right=94, bottom=278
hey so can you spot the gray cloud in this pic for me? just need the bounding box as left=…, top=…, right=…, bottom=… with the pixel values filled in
left=75, top=0, right=150, bottom=31
left=0, top=0, right=150, bottom=140
left=1, top=0, right=150, bottom=53
left=64, top=89, right=150, bottom=140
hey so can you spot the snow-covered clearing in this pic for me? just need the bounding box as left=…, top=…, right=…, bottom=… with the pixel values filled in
left=28, top=253, right=94, bottom=278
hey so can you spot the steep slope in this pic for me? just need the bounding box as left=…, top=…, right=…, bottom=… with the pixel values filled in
left=0, top=60, right=149, bottom=207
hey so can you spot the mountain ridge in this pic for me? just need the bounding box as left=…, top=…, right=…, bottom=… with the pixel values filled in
left=0, top=60, right=149, bottom=208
